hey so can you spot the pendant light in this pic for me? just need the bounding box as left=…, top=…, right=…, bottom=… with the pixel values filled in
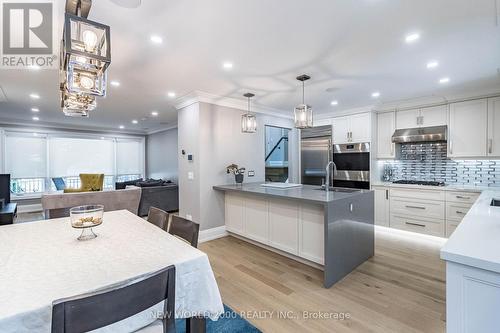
left=241, top=93, right=257, bottom=133
left=294, top=74, right=313, bottom=128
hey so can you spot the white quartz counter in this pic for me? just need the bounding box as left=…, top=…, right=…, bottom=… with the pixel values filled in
left=372, top=182, right=486, bottom=192
left=441, top=190, right=500, bottom=273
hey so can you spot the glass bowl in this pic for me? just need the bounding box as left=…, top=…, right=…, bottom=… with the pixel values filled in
left=70, top=205, right=104, bottom=240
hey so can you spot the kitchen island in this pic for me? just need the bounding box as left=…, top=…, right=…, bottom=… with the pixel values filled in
left=213, top=183, right=374, bottom=288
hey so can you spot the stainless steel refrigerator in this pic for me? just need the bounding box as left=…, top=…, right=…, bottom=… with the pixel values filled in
left=300, top=125, right=332, bottom=186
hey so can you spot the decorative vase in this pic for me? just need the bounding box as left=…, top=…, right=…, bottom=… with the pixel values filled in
left=235, top=174, right=244, bottom=184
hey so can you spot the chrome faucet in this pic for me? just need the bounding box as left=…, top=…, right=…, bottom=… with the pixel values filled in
left=325, top=161, right=337, bottom=192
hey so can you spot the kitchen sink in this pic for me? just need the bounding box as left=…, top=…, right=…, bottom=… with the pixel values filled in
left=316, top=187, right=360, bottom=193
left=491, top=199, right=500, bottom=207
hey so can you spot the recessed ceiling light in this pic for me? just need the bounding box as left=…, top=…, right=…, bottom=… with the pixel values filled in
left=439, top=77, right=450, bottom=84
left=371, top=92, right=381, bottom=98
left=110, top=80, right=120, bottom=87
left=32, top=116, right=39, bottom=121
left=132, top=119, right=138, bottom=124
left=330, top=100, right=338, bottom=106
left=150, top=35, right=163, bottom=44
left=222, top=62, right=233, bottom=70
left=405, top=33, right=420, bottom=43
left=426, top=61, right=439, bottom=69
left=31, top=107, right=39, bottom=112
left=167, top=91, right=176, bottom=98
left=119, top=125, right=125, bottom=129
left=151, top=111, right=159, bottom=116
left=29, top=93, right=40, bottom=99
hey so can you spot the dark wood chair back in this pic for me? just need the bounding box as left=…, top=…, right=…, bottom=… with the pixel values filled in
left=147, top=206, right=169, bottom=230
left=169, top=215, right=200, bottom=248
left=51, top=265, right=176, bottom=333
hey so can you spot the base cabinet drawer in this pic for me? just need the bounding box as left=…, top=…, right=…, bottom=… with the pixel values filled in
left=446, top=202, right=473, bottom=221
left=390, top=197, right=445, bottom=220
left=390, top=188, right=445, bottom=201
left=446, top=191, right=480, bottom=204
left=390, top=214, right=445, bottom=237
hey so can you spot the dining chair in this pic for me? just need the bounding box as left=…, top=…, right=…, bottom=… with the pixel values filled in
left=147, top=207, right=169, bottom=231
left=168, top=215, right=200, bottom=248
left=51, top=265, right=176, bottom=333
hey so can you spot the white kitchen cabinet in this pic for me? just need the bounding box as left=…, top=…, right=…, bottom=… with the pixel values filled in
left=299, top=204, right=324, bottom=264
left=488, top=97, right=500, bottom=157
left=395, top=105, right=447, bottom=129
left=396, top=109, right=420, bottom=129
left=377, top=111, right=396, bottom=159
left=225, top=193, right=245, bottom=234
left=332, top=116, right=350, bottom=144
left=244, top=196, right=269, bottom=244
left=269, top=198, right=299, bottom=255
left=449, top=99, right=488, bottom=158
left=350, top=113, right=371, bottom=143
left=420, top=105, right=447, bottom=127
left=332, top=113, right=371, bottom=144
left=373, top=186, right=390, bottom=227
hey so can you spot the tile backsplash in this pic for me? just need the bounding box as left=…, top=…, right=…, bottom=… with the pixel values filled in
left=381, top=142, right=500, bottom=187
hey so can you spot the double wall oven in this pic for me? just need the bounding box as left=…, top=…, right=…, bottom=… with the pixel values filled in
left=332, top=143, right=370, bottom=189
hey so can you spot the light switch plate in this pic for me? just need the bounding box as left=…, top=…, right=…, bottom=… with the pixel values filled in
left=248, top=170, right=255, bottom=177
left=188, top=171, right=194, bottom=180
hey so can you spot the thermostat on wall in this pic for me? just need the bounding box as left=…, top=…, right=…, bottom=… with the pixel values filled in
left=248, top=170, right=255, bottom=177
left=188, top=154, right=193, bottom=161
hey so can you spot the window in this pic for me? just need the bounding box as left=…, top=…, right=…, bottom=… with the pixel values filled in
left=1, top=131, right=144, bottom=196
left=4, top=133, right=47, bottom=195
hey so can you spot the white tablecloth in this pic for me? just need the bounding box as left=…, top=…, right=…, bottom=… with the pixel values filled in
left=0, top=210, right=224, bottom=333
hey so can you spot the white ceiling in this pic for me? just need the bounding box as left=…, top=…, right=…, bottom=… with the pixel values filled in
left=0, top=0, right=499, bottom=134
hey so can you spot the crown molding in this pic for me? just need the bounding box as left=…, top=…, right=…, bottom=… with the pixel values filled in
left=146, top=123, right=178, bottom=135
left=174, top=90, right=293, bottom=120
left=314, top=105, right=375, bottom=119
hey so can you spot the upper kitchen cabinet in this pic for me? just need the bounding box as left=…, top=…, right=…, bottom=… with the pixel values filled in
left=488, top=97, right=500, bottom=157
left=395, top=105, right=447, bottom=129
left=448, top=99, right=488, bottom=158
left=313, top=118, right=332, bottom=127
left=377, top=111, right=395, bottom=159
left=420, top=105, right=447, bottom=127
left=332, top=112, right=371, bottom=144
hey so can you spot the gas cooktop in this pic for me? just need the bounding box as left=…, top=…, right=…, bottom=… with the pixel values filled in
left=392, top=180, right=445, bottom=187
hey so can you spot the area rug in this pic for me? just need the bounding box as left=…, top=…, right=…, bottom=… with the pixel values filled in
left=176, top=305, right=261, bottom=333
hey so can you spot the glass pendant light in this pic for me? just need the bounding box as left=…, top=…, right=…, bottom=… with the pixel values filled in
left=241, top=93, right=257, bottom=133
left=62, top=13, right=110, bottom=97
left=294, top=74, right=313, bottom=129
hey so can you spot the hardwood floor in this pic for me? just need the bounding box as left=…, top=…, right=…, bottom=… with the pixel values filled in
left=200, top=228, right=447, bottom=333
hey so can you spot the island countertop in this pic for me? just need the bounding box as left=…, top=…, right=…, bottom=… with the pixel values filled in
left=213, top=183, right=370, bottom=204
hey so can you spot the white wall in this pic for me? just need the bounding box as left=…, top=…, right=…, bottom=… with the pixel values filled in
left=146, top=128, right=178, bottom=181
left=177, top=101, right=298, bottom=230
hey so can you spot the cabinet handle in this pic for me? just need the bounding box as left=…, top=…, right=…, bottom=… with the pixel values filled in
left=456, top=195, right=470, bottom=200
left=405, top=205, right=426, bottom=210
left=489, top=139, right=493, bottom=154
left=349, top=203, right=354, bottom=212
left=405, top=221, right=426, bottom=228
left=449, top=140, right=453, bottom=155
left=391, top=143, right=395, bottom=156
left=456, top=210, right=465, bottom=215
left=386, top=189, right=389, bottom=200
left=420, top=116, right=424, bottom=125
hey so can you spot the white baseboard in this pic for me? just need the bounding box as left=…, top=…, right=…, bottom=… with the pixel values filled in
left=17, top=204, right=43, bottom=214
left=199, top=226, right=228, bottom=243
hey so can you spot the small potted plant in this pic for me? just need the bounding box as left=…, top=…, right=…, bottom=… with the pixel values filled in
left=226, top=164, right=246, bottom=184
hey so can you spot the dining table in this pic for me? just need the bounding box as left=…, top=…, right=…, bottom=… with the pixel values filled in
left=0, top=209, right=224, bottom=333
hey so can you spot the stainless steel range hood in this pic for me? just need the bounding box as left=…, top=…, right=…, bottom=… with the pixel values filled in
left=391, top=125, right=447, bottom=143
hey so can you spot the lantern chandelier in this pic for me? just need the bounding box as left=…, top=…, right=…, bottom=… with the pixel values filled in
left=60, top=0, right=111, bottom=117
left=294, top=74, right=313, bottom=129
left=241, top=93, right=257, bottom=133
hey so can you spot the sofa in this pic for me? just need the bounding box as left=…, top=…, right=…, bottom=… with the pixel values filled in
left=41, top=187, right=142, bottom=219
left=115, top=179, right=179, bottom=216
